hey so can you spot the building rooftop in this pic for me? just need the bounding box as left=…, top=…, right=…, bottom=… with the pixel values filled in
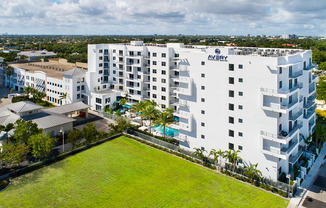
left=7, top=101, right=44, bottom=113
left=61, top=68, right=86, bottom=77
left=22, top=112, right=75, bottom=129
left=9, top=62, right=78, bottom=80
left=44, top=101, right=90, bottom=114
left=18, top=50, right=56, bottom=57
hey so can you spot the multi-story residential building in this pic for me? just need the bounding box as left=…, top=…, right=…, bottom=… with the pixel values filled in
left=86, top=41, right=317, bottom=181
left=3, top=61, right=86, bottom=105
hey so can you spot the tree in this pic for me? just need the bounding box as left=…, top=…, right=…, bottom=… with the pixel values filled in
left=66, top=129, right=82, bottom=149
left=319, top=62, right=326, bottom=70
left=4, top=66, right=14, bottom=88
left=28, top=133, right=57, bottom=160
left=23, top=86, right=33, bottom=98
left=109, top=116, right=131, bottom=133
left=13, top=119, right=42, bottom=144
left=163, top=108, right=174, bottom=116
left=315, top=118, right=326, bottom=148
left=1, top=143, right=29, bottom=168
left=224, top=149, right=242, bottom=172
left=154, top=112, right=174, bottom=138
left=244, top=163, right=262, bottom=183
left=31, top=89, right=46, bottom=102
left=131, top=101, right=147, bottom=125
left=143, top=105, right=159, bottom=134
left=82, top=123, right=98, bottom=144
left=193, top=148, right=206, bottom=162
left=119, top=98, right=126, bottom=106
left=145, top=99, right=157, bottom=107
left=59, top=92, right=67, bottom=105
left=317, top=77, right=326, bottom=102
left=1, top=123, right=14, bottom=140
left=209, top=149, right=219, bottom=166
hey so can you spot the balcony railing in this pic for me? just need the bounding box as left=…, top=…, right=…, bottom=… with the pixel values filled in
left=289, top=71, right=303, bottom=79
left=289, top=110, right=303, bottom=121
left=289, top=146, right=304, bottom=164
left=281, top=139, right=298, bottom=154
left=261, top=84, right=302, bottom=96
left=309, top=83, right=316, bottom=94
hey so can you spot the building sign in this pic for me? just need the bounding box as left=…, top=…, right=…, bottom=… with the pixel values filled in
left=208, top=48, right=228, bottom=61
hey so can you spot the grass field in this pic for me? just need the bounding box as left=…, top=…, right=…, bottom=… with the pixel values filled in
left=0, top=136, right=289, bottom=208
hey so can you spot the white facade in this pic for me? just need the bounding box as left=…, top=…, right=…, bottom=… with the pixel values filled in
left=87, top=41, right=317, bottom=181
left=5, top=66, right=86, bottom=105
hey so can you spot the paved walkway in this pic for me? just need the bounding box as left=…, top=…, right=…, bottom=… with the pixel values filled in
left=288, top=143, right=326, bottom=208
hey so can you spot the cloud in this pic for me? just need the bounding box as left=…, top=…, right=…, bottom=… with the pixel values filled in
left=0, top=0, right=325, bottom=35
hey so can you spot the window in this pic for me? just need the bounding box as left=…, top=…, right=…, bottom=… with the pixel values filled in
left=161, top=96, right=166, bottom=100
left=96, top=98, right=102, bottom=104
left=153, top=53, right=157, bottom=57
left=229, top=64, right=234, bottom=71
left=99, top=56, right=103, bottom=60
left=161, top=87, right=166, bottom=92
left=279, top=124, right=282, bottom=132
left=279, top=81, right=282, bottom=89
left=238, top=118, right=243, bottom=123
left=229, top=117, right=234, bottom=124
left=162, top=104, right=166, bottom=108
left=201, top=110, right=205, bottom=114
left=229, top=103, right=234, bottom=111
left=77, top=94, right=80, bottom=99
left=77, top=86, right=80, bottom=91
left=229, top=143, right=234, bottom=150
left=279, top=113, right=282, bottom=118
left=201, top=98, right=205, bottom=102
left=239, top=78, right=243, bottom=83
left=229, top=130, right=234, bottom=137
left=239, top=91, right=243, bottom=96
left=238, top=132, right=243, bottom=137
left=153, top=77, right=157, bottom=82
left=153, top=86, right=157, bottom=90
left=153, top=94, right=157, bottom=98
left=99, top=49, right=103, bottom=53
left=238, top=105, right=243, bottom=110
left=153, top=69, right=157, bottom=74
left=229, top=77, right=234, bottom=84
left=201, top=122, right=205, bottom=127
left=279, top=67, right=282, bottom=74
left=162, top=70, right=166, bottom=75
left=153, top=61, right=157, bottom=65
left=201, top=61, right=205, bottom=65
left=201, top=73, right=205, bottom=78
left=229, top=90, right=234, bottom=97
left=161, top=79, right=166, bottom=83
left=238, top=145, right=243, bottom=150
left=162, top=53, right=166, bottom=58
left=81, top=85, right=85, bottom=90
left=201, top=86, right=205, bottom=90
left=99, top=63, right=103, bottom=67
left=239, top=64, right=243, bottom=69
left=201, top=135, right=205, bottom=139
left=161, top=62, right=166, bottom=66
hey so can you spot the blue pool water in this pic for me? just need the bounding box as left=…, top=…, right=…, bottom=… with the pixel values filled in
left=152, top=125, right=179, bottom=137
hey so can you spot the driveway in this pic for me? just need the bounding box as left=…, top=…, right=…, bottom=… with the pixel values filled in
left=301, top=162, right=326, bottom=208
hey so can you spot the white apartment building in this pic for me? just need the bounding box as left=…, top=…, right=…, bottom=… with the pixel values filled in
left=86, top=41, right=317, bottom=181
left=3, top=62, right=86, bottom=105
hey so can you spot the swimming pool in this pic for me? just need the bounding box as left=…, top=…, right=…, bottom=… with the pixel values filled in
left=152, top=125, right=179, bottom=137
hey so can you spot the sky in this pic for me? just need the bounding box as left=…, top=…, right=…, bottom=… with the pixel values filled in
left=0, top=0, right=325, bottom=36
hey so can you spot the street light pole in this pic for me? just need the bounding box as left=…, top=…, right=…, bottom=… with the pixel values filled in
left=60, top=127, right=65, bottom=152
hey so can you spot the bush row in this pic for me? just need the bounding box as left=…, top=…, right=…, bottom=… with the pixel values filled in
left=124, top=134, right=288, bottom=198
left=128, top=126, right=179, bottom=145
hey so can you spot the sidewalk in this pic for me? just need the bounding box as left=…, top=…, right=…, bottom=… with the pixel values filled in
left=288, top=143, right=326, bottom=208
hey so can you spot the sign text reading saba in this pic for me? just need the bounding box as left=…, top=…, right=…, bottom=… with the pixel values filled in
left=208, top=48, right=228, bottom=61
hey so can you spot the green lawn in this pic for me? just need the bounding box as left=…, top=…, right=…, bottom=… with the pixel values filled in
left=0, top=137, right=289, bottom=207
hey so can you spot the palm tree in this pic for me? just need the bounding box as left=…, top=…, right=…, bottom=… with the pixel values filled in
left=244, top=163, right=262, bottom=183
left=4, top=66, right=14, bottom=89
left=154, top=112, right=174, bottom=138
left=209, top=149, right=219, bottom=166
left=163, top=108, right=174, bottom=116
left=193, top=148, right=206, bottom=162
left=23, top=86, right=33, bottom=99
left=119, top=98, right=127, bottom=106
left=145, top=99, right=157, bottom=107
left=231, top=150, right=241, bottom=172
left=217, top=149, right=225, bottom=168
left=143, top=105, right=159, bottom=134
left=131, top=101, right=147, bottom=125
left=59, top=92, right=67, bottom=105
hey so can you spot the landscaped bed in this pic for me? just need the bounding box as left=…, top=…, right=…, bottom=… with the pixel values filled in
left=0, top=136, right=289, bottom=207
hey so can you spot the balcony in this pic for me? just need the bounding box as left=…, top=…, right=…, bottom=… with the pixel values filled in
left=304, top=99, right=315, bottom=109
left=173, top=110, right=191, bottom=119
left=312, top=75, right=318, bottom=81
left=304, top=106, right=316, bottom=120
left=262, top=99, right=299, bottom=113
left=174, top=134, right=187, bottom=142
left=171, top=76, right=191, bottom=84
left=261, top=84, right=302, bottom=97
left=309, top=83, right=316, bottom=94
left=289, top=146, right=304, bottom=164
left=308, top=93, right=317, bottom=102
left=173, top=87, right=191, bottom=96
left=289, top=110, right=303, bottom=121
left=304, top=63, right=317, bottom=71
left=289, top=71, right=303, bottom=79
left=171, top=100, right=188, bottom=107
left=261, top=122, right=302, bottom=144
